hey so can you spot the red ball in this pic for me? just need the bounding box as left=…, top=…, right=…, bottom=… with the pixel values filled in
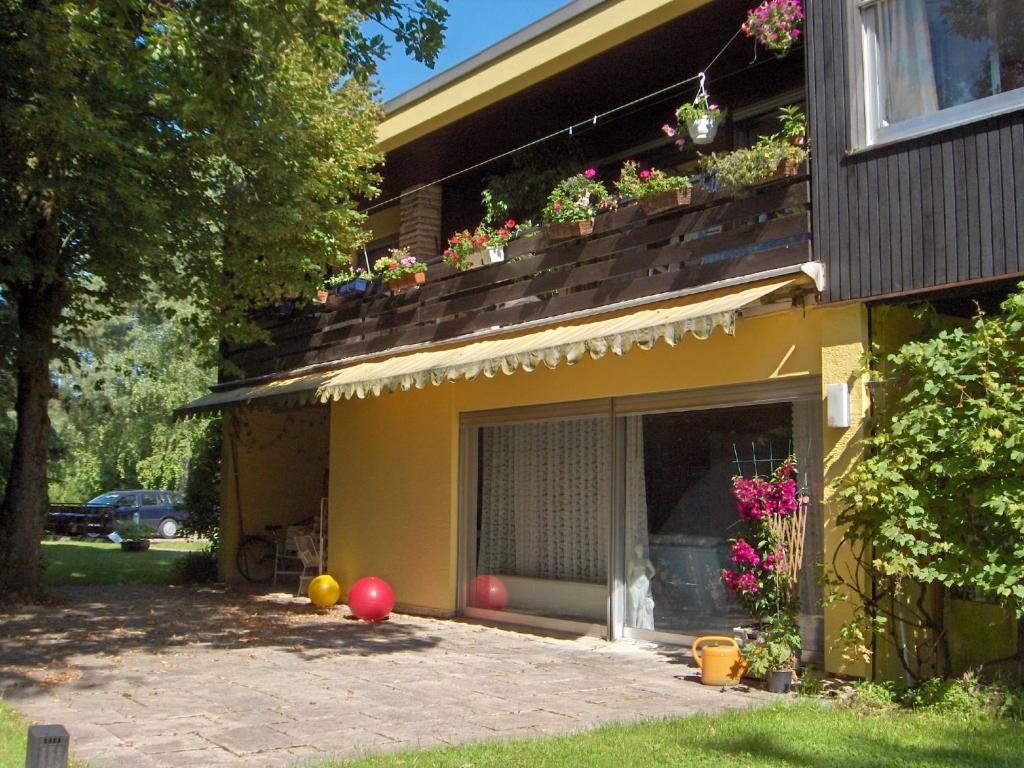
left=347, top=576, right=395, bottom=621
left=471, top=574, right=508, bottom=610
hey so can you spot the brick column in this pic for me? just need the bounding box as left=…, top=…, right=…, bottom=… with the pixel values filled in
left=399, top=185, right=442, bottom=259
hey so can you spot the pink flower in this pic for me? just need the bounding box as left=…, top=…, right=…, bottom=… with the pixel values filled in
left=674, top=138, right=687, bottom=148
left=553, top=203, right=561, bottom=211
left=583, top=168, right=597, bottom=179
left=639, top=169, right=652, bottom=180
left=730, top=539, right=761, bottom=567
left=661, top=123, right=676, bottom=138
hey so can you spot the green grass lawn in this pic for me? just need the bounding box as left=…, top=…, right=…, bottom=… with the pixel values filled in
left=0, top=699, right=25, bottom=768
left=41, top=539, right=205, bottom=586
left=320, top=701, right=1024, bottom=768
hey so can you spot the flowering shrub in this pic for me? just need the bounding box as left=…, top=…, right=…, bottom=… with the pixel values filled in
left=373, top=247, right=427, bottom=281
left=613, top=161, right=692, bottom=201
left=443, top=218, right=518, bottom=270
left=721, top=459, right=801, bottom=619
left=542, top=170, right=610, bottom=224
left=732, top=458, right=800, bottom=522
left=742, top=0, right=804, bottom=57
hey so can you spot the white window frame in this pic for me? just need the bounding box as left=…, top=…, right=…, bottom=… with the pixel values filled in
left=852, top=0, right=1024, bottom=151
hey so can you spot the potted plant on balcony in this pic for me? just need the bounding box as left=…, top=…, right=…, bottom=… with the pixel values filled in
left=699, top=125, right=807, bottom=196
left=674, top=101, right=726, bottom=145
left=742, top=0, right=804, bottom=59
left=542, top=168, right=610, bottom=241
left=614, top=161, right=694, bottom=216
left=374, top=247, right=427, bottom=293
left=778, top=104, right=807, bottom=147
left=327, top=261, right=372, bottom=299
left=116, top=521, right=155, bottom=552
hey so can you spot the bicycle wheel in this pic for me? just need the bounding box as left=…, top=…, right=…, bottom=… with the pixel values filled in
left=236, top=535, right=276, bottom=583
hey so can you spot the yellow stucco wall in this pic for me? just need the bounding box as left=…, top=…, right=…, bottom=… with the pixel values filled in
left=818, top=304, right=871, bottom=678
left=327, top=302, right=831, bottom=617
left=377, top=0, right=713, bottom=152
left=219, top=407, right=330, bottom=582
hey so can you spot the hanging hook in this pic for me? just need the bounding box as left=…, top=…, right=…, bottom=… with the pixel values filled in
left=693, top=71, right=710, bottom=109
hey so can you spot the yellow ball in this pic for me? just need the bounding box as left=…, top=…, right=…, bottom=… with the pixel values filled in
left=307, top=574, right=341, bottom=608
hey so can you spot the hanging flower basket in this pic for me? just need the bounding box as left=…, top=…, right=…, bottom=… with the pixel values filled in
left=463, top=246, right=506, bottom=269
left=546, top=219, right=594, bottom=241
left=639, top=187, right=694, bottom=216
left=386, top=270, right=426, bottom=293
left=687, top=115, right=720, bottom=145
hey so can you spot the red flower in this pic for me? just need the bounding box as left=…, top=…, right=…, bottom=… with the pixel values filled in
left=505, top=219, right=516, bottom=229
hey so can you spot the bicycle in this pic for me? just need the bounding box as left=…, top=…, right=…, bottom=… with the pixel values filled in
left=235, top=533, right=276, bottom=583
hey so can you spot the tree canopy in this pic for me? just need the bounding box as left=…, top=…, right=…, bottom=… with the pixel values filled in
left=0, top=0, right=447, bottom=597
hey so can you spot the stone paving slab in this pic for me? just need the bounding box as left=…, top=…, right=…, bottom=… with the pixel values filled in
left=1, top=585, right=773, bottom=767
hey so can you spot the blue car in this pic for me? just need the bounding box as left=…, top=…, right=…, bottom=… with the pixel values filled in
left=87, top=489, right=188, bottom=538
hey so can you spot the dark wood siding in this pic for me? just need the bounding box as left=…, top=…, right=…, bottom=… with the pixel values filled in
left=806, top=4, right=1024, bottom=303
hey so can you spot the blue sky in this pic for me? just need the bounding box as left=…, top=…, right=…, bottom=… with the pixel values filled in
left=370, top=0, right=569, bottom=101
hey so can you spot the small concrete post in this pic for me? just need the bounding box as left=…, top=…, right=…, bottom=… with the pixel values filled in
left=25, top=724, right=69, bottom=768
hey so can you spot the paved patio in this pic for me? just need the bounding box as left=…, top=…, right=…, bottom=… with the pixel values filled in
left=1, top=585, right=771, bottom=767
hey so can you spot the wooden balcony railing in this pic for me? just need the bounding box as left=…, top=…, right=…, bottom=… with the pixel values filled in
left=230, top=170, right=812, bottom=381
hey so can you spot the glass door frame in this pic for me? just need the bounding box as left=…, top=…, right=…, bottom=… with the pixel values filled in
left=456, top=377, right=823, bottom=645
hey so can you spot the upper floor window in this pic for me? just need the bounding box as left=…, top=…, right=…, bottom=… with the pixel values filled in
left=856, top=0, right=1024, bottom=147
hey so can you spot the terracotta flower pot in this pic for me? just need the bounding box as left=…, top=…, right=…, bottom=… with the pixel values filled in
left=387, top=270, right=426, bottom=292
left=639, top=187, right=693, bottom=216
left=546, top=219, right=594, bottom=241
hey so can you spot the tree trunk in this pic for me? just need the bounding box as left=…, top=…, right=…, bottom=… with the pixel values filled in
left=0, top=200, right=66, bottom=600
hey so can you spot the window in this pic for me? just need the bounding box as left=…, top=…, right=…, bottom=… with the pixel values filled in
left=141, top=493, right=160, bottom=506
left=856, top=0, right=1024, bottom=146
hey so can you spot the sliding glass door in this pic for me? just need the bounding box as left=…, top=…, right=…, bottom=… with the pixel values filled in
left=459, top=383, right=823, bottom=652
left=463, top=415, right=610, bottom=627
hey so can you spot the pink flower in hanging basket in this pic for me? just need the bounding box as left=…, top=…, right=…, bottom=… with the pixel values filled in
left=583, top=167, right=597, bottom=179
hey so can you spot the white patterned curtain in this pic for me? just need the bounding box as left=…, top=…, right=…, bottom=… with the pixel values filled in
left=879, top=0, right=939, bottom=123
left=624, top=416, right=655, bottom=630
left=478, top=418, right=609, bottom=584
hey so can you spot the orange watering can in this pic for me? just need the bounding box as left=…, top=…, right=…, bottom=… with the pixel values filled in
left=692, top=636, right=745, bottom=686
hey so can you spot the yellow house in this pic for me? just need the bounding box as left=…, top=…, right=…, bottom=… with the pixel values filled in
left=177, top=0, right=1022, bottom=679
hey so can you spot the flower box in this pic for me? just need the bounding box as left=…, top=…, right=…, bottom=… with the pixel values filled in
left=463, top=246, right=506, bottom=269
left=387, top=270, right=426, bottom=293
left=639, top=187, right=693, bottom=216
left=751, top=158, right=803, bottom=188
left=334, top=276, right=370, bottom=298
left=546, top=219, right=594, bottom=242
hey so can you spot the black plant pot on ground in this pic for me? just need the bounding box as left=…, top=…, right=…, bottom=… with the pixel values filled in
left=121, top=540, right=151, bottom=552
left=768, top=669, right=794, bottom=693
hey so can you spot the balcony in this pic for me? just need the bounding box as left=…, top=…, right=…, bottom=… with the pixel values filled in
left=230, top=169, right=812, bottom=382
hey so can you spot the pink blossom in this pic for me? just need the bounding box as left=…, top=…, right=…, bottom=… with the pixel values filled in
left=731, top=539, right=760, bottom=567
left=553, top=203, right=561, bottom=211
left=583, top=168, right=597, bottom=179
left=661, top=123, right=676, bottom=138
left=639, top=169, right=652, bottom=180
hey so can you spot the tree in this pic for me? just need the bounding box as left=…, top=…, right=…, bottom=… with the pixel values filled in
left=0, top=0, right=447, bottom=598
left=831, top=284, right=1024, bottom=680
left=48, top=300, right=217, bottom=501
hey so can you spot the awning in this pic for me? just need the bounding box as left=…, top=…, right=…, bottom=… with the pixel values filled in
left=317, top=276, right=798, bottom=402
left=175, top=370, right=333, bottom=418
